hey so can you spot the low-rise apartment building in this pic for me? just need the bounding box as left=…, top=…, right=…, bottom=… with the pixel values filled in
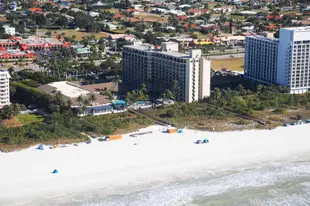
left=122, top=42, right=211, bottom=103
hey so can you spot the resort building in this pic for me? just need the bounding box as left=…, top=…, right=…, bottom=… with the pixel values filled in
left=0, top=70, right=11, bottom=108
left=245, top=26, right=310, bottom=94
left=38, top=81, right=114, bottom=116
left=122, top=42, right=211, bottom=103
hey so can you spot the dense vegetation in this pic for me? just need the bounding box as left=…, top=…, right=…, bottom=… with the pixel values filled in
left=208, top=85, right=310, bottom=116
left=0, top=111, right=152, bottom=151
left=10, top=82, right=52, bottom=110
left=144, top=85, right=310, bottom=128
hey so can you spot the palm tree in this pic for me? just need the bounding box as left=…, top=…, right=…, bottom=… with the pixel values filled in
left=113, top=75, right=121, bottom=91
left=38, top=60, right=45, bottom=72
left=173, top=80, right=178, bottom=100
left=165, top=89, right=174, bottom=100
left=67, top=99, right=73, bottom=109
left=88, top=94, right=97, bottom=105
left=8, top=67, right=14, bottom=76
left=72, top=35, right=76, bottom=41
left=77, top=95, right=84, bottom=106
left=82, top=98, right=90, bottom=109
left=115, top=75, right=121, bottom=83
left=140, top=83, right=147, bottom=94
left=55, top=91, right=63, bottom=103
left=71, top=59, right=79, bottom=79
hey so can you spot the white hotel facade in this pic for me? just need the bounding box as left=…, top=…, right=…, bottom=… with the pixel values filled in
left=245, top=27, right=310, bottom=94
left=0, top=70, right=10, bottom=108
left=122, top=42, right=211, bottom=103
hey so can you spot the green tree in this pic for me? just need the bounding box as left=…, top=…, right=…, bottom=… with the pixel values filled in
left=1, top=105, right=13, bottom=119
left=34, top=14, right=46, bottom=27
left=45, top=31, right=52, bottom=37
left=56, top=15, right=69, bottom=28
left=11, top=104, right=21, bottom=115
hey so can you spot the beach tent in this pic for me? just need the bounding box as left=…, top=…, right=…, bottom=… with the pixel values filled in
left=38, top=144, right=44, bottom=150
left=195, top=140, right=202, bottom=144
left=203, top=139, right=209, bottom=144
left=177, top=129, right=183, bottom=133
left=52, top=169, right=58, bottom=174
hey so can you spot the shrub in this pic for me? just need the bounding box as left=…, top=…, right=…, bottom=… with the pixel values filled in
left=166, top=109, right=177, bottom=118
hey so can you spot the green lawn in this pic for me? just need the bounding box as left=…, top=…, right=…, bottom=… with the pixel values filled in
left=15, top=114, right=44, bottom=125
left=192, top=32, right=213, bottom=39
left=38, top=29, right=110, bottom=41
left=211, top=57, right=244, bottom=71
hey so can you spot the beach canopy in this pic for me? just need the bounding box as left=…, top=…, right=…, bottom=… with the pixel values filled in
left=52, top=169, right=58, bottom=174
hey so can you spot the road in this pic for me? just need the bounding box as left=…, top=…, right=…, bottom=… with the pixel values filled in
left=204, top=53, right=244, bottom=60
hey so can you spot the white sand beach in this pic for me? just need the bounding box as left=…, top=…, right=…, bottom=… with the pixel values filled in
left=1, top=124, right=310, bottom=205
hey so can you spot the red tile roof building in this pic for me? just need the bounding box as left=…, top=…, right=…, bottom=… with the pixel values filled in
left=0, top=36, right=70, bottom=51
left=0, top=48, right=35, bottom=61
left=267, top=14, right=281, bottom=20
left=112, top=13, right=125, bottom=20
left=187, top=8, right=209, bottom=15
left=177, top=15, right=188, bottom=21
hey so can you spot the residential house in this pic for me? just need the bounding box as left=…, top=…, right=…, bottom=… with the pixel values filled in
left=2, top=25, right=15, bottom=35
left=187, top=8, right=209, bottom=16
left=126, top=8, right=140, bottom=15
left=200, top=24, right=221, bottom=33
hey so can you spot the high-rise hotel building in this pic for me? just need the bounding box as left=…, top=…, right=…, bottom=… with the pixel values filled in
left=244, top=36, right=279, bottom=85
left=0, top=70, right=10, bottom=108
left=122, top=42, right=211, bottom=103
left=245, top=27, right=310, bottom=94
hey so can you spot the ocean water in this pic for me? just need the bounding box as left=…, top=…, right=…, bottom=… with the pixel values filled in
left=33, top=161, right=310, bottom=206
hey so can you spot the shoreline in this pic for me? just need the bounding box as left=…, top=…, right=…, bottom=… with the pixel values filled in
left=1, top=124, right=310, bottom=205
